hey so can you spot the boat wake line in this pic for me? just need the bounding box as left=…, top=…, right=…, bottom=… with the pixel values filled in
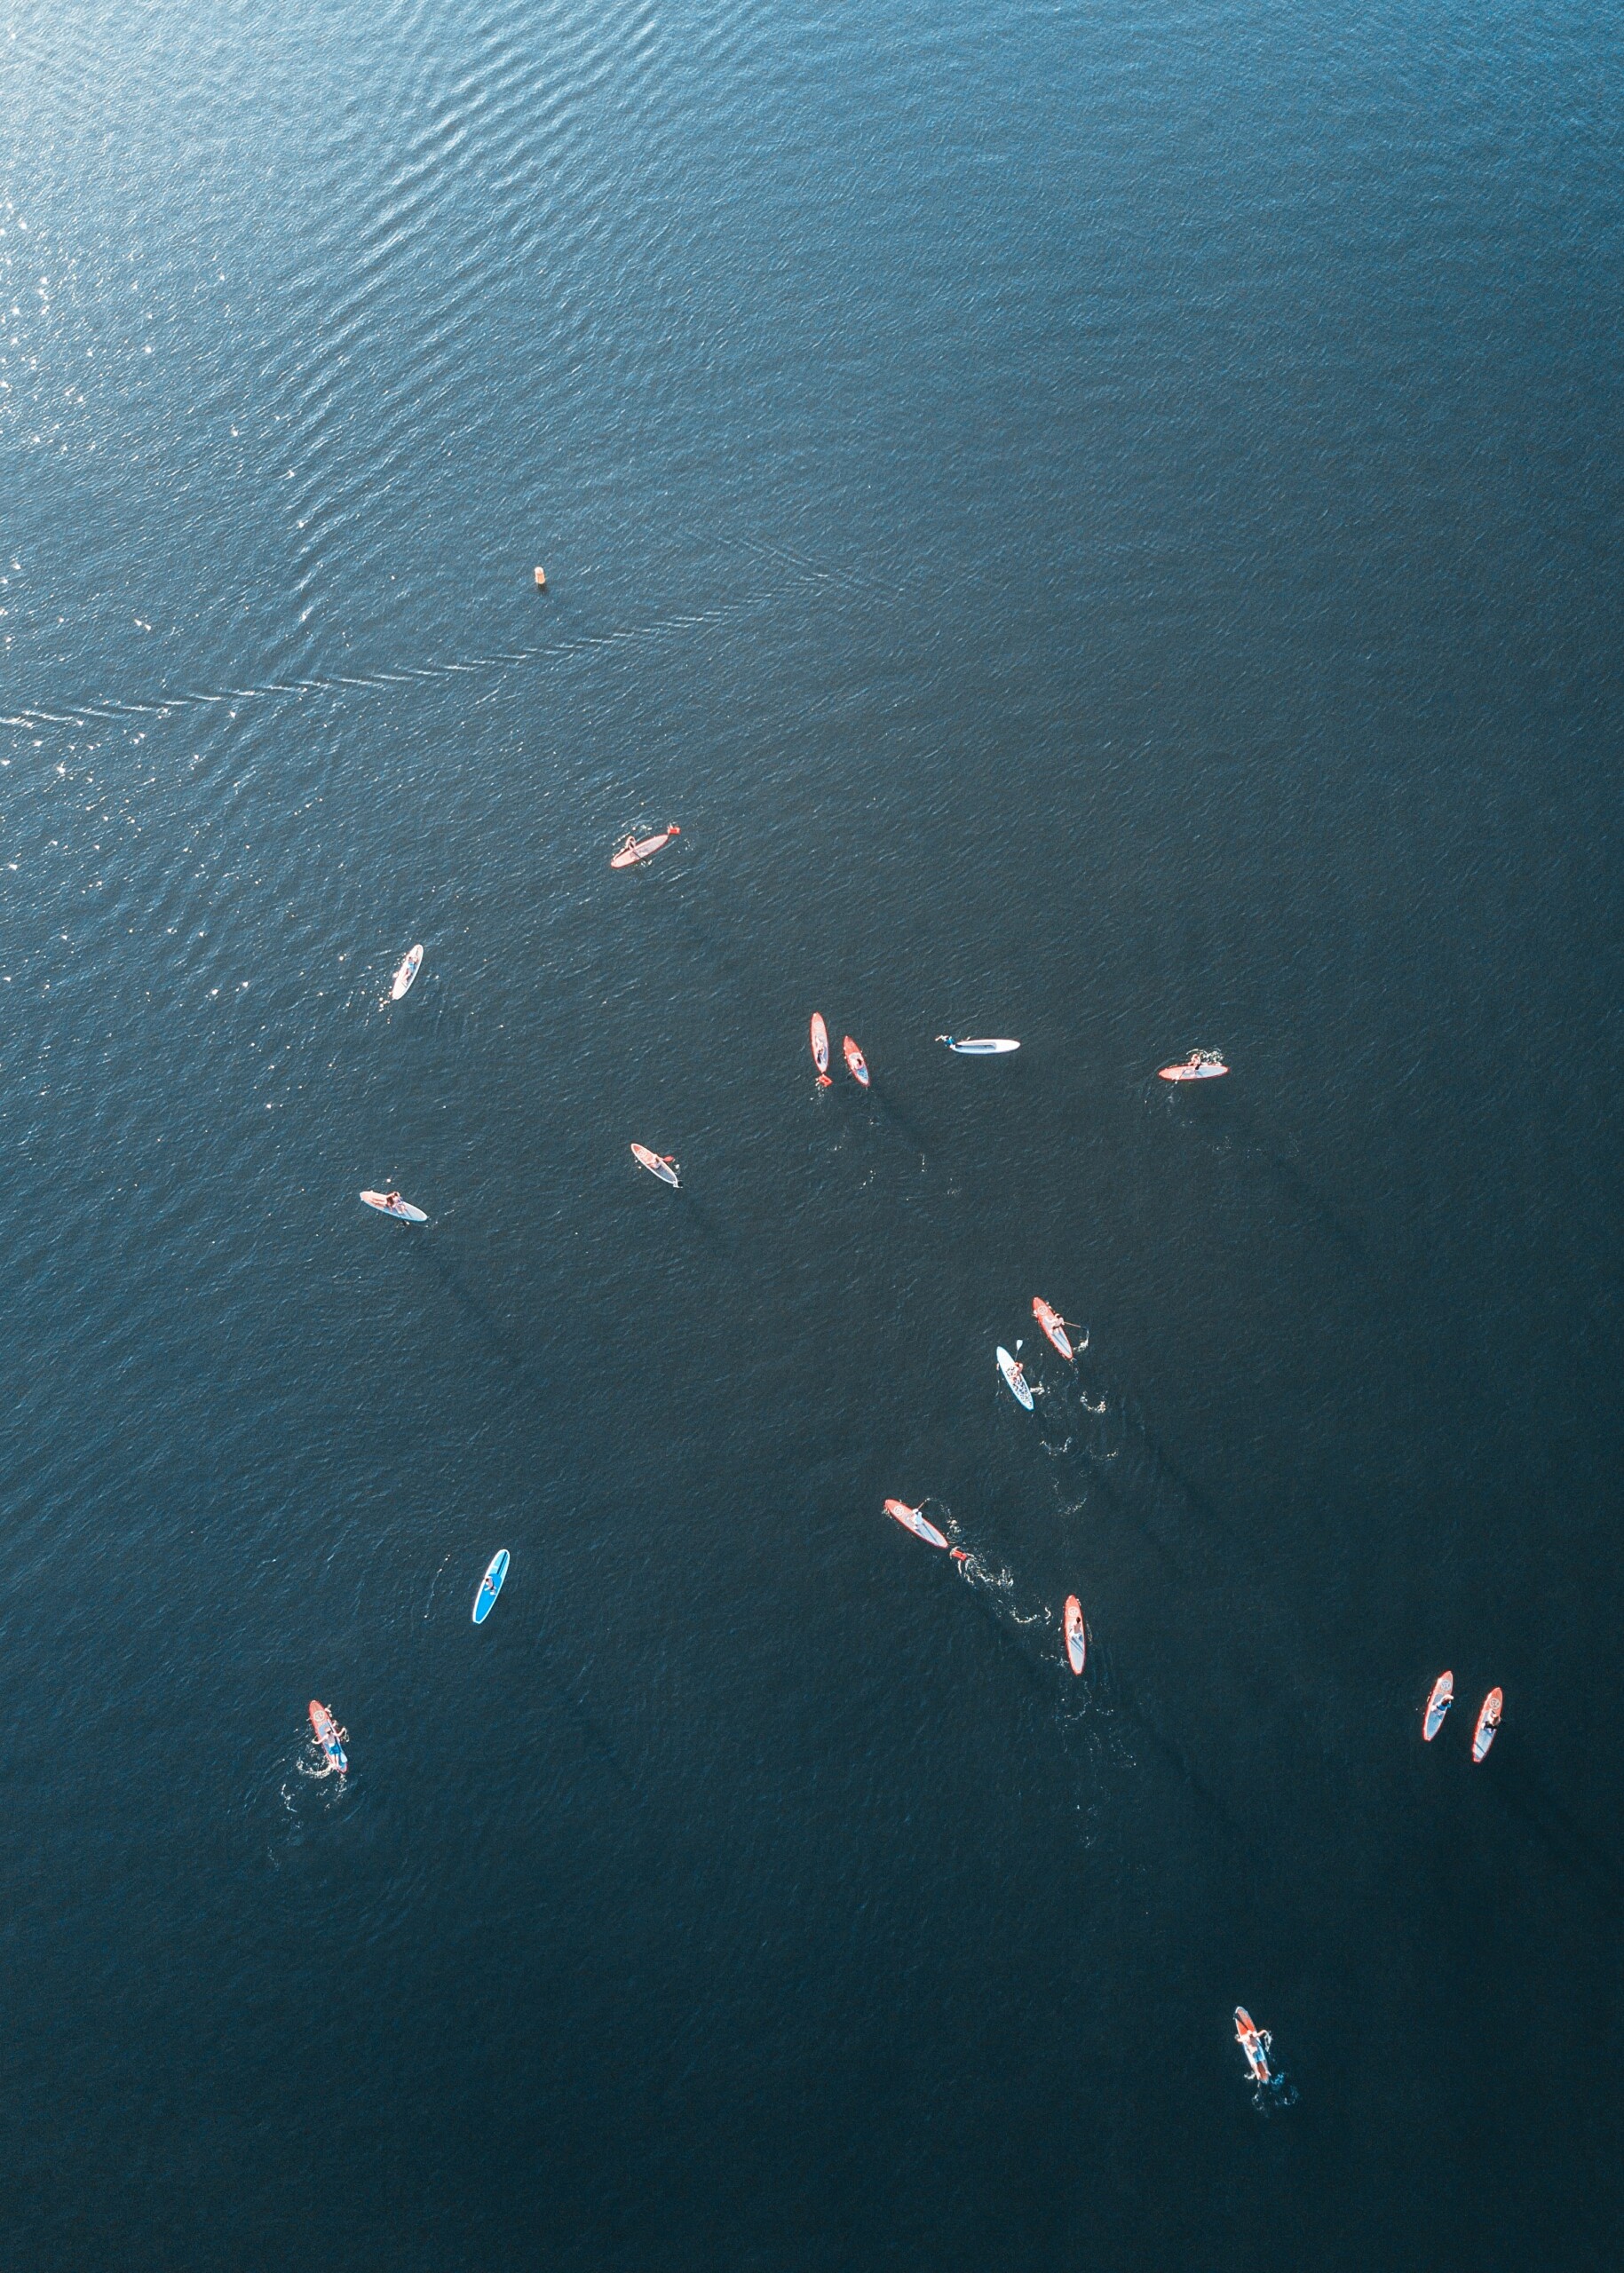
left=0, top=588, right=775, bottom=734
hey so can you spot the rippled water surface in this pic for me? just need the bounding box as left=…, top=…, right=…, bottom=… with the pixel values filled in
left=4, top=0, right=1622, bottom=2264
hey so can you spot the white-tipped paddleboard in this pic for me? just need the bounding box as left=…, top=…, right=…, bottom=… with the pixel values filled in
left=390, top=944, right=424, bottom=1001
left=936, top=1035, right=1020, bottom=1055
left=1471, top=1687, right=1502, bottom=1762
left=1422, top=1672, right=1454, bottom=1741
left=996, top=1346, right=1034, bottom=1411
left=1064, top=1595, right=1087, bottom=1675
left=630, top=1143, right=681, bottom=1189
left=611, top=825, right=681, bottom=869
left=472, top=1548, right=510, bottom=1625
left=360, top=1190, right=428, bottom=1222
left=883, top=1499, right=950, bottom=1550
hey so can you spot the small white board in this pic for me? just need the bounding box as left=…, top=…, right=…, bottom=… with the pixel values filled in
left=390, top=944, right=424, bottom=1001
left=996, top=1346, right=1034, bottom=1411
left=937, top=1035, right=1020, bottom=1055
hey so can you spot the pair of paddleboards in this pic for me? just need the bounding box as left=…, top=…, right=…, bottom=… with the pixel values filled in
left=882, top=1501, right=1087, bottom=1676
left=808, top=1015, right=869, bottom=1088
left=610, top=824, right=681, bottom=870
left=360, top=1189, right=428, bottom=1223
left=1423, top=1673, right=1501, bottom=1760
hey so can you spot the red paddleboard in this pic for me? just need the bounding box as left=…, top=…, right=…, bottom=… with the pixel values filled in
left=1033, top=1298, right=1073, bottom=1362
left=843, top=1035, right=870, bottom=1087
left=1063, top=1595, right=1087, bottom=1675
left=308, top=1700, right=348, bottom=1774
left=883, top=1499, right=949, bottom=1550
left=610, top=824, right=681, bottom=869
left=1234, top=2008, right=1271, bottom=2085
left=810, top=1013, right=831, bottom=1085
left=1422, top=1672, right=1454, bottom=1741
left=1159, top=1050, right=1228, bottom=1082
left=1471, top=1687, right=1502, bottom=1762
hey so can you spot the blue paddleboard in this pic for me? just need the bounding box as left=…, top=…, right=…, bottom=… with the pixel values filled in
left=472, top=1548, right=510, bottom=1625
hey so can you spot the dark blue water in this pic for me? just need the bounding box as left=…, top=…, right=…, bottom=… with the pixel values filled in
left=4, top=0, right=1622, bottom=2262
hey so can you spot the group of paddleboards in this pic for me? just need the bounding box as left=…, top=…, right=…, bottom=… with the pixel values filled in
left=1217, top=1679, right=1505, bottom=2076
left=306, top=1548, right=509, bottom=1776
left=884, top=1287, right=1094, bottom=1674
left=1422, top=1671, right=1502, bottom=1761
left=335, top=829, right=1474, bottom=2119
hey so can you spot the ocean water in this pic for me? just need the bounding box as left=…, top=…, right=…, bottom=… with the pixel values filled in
left=4, top=0, right=1622, bottom=2263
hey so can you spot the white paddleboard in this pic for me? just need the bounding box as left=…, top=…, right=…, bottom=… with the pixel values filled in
left=937, top=1035, right=1020, bottom=1055
left=996, top=1346, right=1034, bottom=1411
left=390, top=944, right=424, bottom=1001
left=360, top=1189, right=428, bottom=1222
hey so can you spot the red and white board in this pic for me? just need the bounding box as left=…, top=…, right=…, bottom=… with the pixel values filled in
left=1063, top=1595, right=1087, bottom=1675
left=308, top=1700, right=348, bottom=1774
left=810, top=1013, right=831, bottom=1086
left=883, top=1499, right=949, bottom=1550
left=1159, top=1051, right=1229, bottom=1082
left=610, top=825, right=681, bottom=869
left=630, top=1143, right=680, bottom=1189
left=843, top=1035, right=870, bottom=1087
left=1471, top=1687, right=1502, bottom=1762
left=1422, top=1672, right=1454, bottom=1741
left=1234, top=2008, right=1271, bottom=2085
left=1033, top=1298, right=1073, bottom=1362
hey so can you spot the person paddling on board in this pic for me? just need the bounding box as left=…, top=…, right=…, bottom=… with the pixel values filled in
left=384, top=1190, right=404, bottom=1211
